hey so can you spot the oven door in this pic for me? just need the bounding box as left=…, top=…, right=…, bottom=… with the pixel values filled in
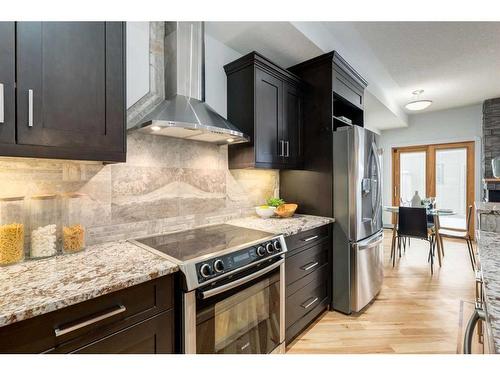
left=184, top=258, right=285, bottom=354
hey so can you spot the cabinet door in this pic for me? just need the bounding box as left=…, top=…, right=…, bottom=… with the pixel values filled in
left=255, top=68, right=283, bottom=165
left=16, top=22, right=125, bottom=154
left=0, top=22, right=15, bottom=144
left=71, top=310, right=174, bottom=354
left=283, top=83, right=303, bottom=167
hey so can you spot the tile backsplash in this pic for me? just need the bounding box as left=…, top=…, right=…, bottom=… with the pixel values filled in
left=0, top=132, right=279, bottom=245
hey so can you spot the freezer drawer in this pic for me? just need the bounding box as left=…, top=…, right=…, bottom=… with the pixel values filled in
left=350, top=230, right=384, bottom=312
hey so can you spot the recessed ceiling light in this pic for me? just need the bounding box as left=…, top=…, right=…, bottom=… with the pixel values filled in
left=405, top=90, right=432, bottom=111
left=150, top=125, right=161, bottom=132
left=226, top=138, right=234, bottom=143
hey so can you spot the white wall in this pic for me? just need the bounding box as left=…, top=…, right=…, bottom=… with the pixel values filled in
left=379, top=104, right=483, bottom=226
left=204, top=34, right=242, bottom=118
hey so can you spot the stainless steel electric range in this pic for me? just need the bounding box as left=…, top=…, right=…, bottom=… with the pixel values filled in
left=131, top=224, right=287, bottom=354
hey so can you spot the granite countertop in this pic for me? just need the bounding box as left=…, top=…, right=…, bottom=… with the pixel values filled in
left=0, top=241, right=178, bottom=328
left=227, top=214, right=335, bottom=236
left=476, top=201, right=500, bottom=214
left=476, top=230, right=500, bottom=353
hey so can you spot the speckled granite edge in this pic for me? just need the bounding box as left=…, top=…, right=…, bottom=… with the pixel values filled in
left=477, top=230, right=500, bottom=353
left=476, top=202, right=500, bottom=214
left=0, top=241, right=178, bottom=328
left=227, top=214, right=335, bottom=237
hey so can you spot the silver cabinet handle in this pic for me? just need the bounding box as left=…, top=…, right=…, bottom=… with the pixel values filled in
left=302, top=235, right=319, bottom=242
left=301, top=297, right=319, bottom=309
left=28, top=89, right=33, bottom=127
left=285, top=141, right=290, bottom=157
left=54, top=304, right=126, bottom=338
left=0, top=83, right=4, bottom=124
left=300, top=261, right=319, bottom=271
left=279, top=140, right=285, bottom=157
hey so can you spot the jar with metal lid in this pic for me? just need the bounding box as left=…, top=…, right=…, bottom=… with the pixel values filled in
left=29, top=194, right=58, bottom=259
left=62, top=193, right=86, bottom=254
left=0, top=196, right=26, bottom=266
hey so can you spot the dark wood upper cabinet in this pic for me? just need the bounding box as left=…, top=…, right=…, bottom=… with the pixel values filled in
left=225, top=52, right=303, bottom=169
left=0, top=22, right=126, bottom=162
left=289, top=51, right=368, bottom=133
left=0, top=22, right=15, bottom=145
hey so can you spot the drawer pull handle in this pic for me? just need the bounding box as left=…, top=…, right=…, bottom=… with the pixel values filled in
left=28, top=89, right=33, bottom=127
left=54, top=304, right=126, bottom=338
left=301, top=261, right=319, bottom=271
left=302, top=235, right=319, bottom=242
left=0, top=83, right=4, bottom=124
left=301, top=297, right=319, bottom=309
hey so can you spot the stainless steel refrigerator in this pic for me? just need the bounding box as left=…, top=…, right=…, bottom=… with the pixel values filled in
left=280, top=125, right=384, bottom=314
left=332, top=126, right=384, bottom=314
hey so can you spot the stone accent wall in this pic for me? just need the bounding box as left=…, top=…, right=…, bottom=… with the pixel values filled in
left=0, top=134, right=279, bottom=246
left=483, top=98, right=500, bottom=192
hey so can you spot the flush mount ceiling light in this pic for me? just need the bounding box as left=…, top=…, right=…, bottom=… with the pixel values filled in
left=405, top=89, right=432, bottom=111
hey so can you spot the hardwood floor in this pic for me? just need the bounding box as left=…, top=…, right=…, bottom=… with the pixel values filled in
left=286, top=229, right=479, bottom=354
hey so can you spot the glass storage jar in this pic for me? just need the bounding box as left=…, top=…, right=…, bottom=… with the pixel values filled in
left=30, top=194, right=58, bottom=259
left=0, top=196, right=26, bottom=266
left=62, top=193, right=86, bottom=254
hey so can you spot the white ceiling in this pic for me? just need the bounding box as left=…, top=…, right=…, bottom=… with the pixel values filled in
left=350, top=22, right=500, bottom=113
left=206, top=21, right=500, bottom=131
left=205, top=22, right=322, bottom=68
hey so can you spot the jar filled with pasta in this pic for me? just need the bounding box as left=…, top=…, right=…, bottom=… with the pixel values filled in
left=0, top=196, right=26, bottom=266
left=62, top=193, right=86, bottom=254
left=30, top=194, right=59, bottom=259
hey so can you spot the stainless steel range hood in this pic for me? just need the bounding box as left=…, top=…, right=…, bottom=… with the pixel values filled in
left=131, top=22, right=249, bottom=145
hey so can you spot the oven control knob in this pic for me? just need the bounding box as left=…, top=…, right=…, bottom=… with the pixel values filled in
left=257, top=246, right=266, bottom=256
left=200, top=263, right=212, bottom=278
left=214, top=259, right=225, bottom=273
left=266, top=242, right=274, bottom=254
left=273, top=240, right=282, bottom=251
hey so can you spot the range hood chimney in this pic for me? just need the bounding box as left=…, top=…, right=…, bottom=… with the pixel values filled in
left=131, top=22, right=249, bottom=144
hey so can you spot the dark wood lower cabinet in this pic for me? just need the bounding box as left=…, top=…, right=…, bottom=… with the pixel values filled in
left=70, top=311, right=173, bottom=354
left=0, top=275, right=176, bottom=354
left=285, top=224, right=332, bottom=344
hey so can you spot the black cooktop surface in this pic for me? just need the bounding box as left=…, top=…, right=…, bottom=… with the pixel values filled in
left=134, top=224, right=273, bottom=263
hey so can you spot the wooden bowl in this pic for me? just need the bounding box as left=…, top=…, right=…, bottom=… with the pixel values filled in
left=275, top=203, right=298, bottom=218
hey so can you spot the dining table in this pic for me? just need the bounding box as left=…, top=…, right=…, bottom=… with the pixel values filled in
left=383, top=206, right=456, bottom=267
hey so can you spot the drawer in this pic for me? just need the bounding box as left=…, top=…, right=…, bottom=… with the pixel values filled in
left=286, top=241, right=329, bottom=287
left=285, top=224, right=331, bottom=254
left=287, top=262, right=328, bottom=298
left=286, top=296, right=328, bottom=345
left=286, top=272, right=328, bottom=329
left=0, top=274, right=174, bottom=353
left=68, top=310, right=174, bottom=354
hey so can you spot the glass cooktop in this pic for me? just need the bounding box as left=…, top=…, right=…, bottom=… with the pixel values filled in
left=134, top=224, right=274, bottom=263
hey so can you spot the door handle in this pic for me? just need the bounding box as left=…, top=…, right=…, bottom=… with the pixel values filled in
left=28, top=89, right=33, bottom=127
left=285, top=141, right=290, bottom=157
left=54, top=304, right=126, bottom=338
left=301, top=296, right=319, bottom=309
left=279, top=140, right=285, bottom=157
left=300, top=261, right=319, bottom=271
left=199, top=259, right=284, bottom=300
left=0, top=83, right=4, bottom=124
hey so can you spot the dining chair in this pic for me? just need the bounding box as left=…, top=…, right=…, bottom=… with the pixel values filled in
left=438, top=205, right=476, bottom=271
left=396, top=207, right=437, bottom=274
left=398, top=198, right=410, bottom=251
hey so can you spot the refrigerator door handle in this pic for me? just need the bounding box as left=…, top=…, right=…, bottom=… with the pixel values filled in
left=371, top=141, right=382, bottom=224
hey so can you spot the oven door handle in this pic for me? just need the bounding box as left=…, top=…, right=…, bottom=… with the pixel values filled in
left=199, top=259, right=284, bottom=300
